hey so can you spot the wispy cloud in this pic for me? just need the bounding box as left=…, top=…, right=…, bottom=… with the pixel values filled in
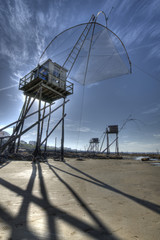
left=86, top=82, right=100, bottom=88
left=121, top=140, right=160, bottom=152
left=0, top=125, right=13, bottom=135
left=153, top=134, right=160, bottom=138
left=111, top=0, right=160, bottom=61
left=0, top=1, right=34, bottom=82
left=0, top=0, right=70, bottom=87
left=0, top=84, right=18, bottom=92
left=147, top=45, right=160, bottom=59
left=142, top=104, right=160, bottom=115
left=65, top=122, right=100, bottom=134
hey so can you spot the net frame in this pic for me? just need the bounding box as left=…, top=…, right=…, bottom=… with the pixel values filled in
left=38, top=20, right=132, bottom=85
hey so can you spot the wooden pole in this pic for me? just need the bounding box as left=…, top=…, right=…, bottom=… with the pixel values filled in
left=0, top=99, right=69, bottom=153
left=8, top=96, right=31, bottom=153
left=116, top=133, right=119, bottom=155
left=107, top=130, right=110, bottom=155
left=55, top=137, right=57, bottom=152
left=0, top=101, right=55, bottom=132
left=41, top=114, right=66, bottom=147
left=16, top=96, right=31, bottom=153
left=34, top=86, right=42, bottom=157
left=44, top=104, right=51, bottom=153
left=61, top=98, right=65, bottom=161
left=39, top=102, right=46, bottom=145
left=100, top=133, right=105, bottom=152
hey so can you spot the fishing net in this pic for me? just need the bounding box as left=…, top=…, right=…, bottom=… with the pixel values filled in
left=39, top=22, right=131, bottom=85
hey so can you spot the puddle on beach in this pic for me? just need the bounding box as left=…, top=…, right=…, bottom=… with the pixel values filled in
left=135, top=156, right=148, bottom=161
left=135, top=156, right=159, bottom=161
left=134, top=156, right=160, bottom=167
left=151, top=162, right=160, bottom=166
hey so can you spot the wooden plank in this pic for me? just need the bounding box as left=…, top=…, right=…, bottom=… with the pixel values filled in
left=41, top=83, right=64, bottom=97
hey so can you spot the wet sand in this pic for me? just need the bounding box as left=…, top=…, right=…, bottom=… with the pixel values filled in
left=0, top=157, right=159, bottom=239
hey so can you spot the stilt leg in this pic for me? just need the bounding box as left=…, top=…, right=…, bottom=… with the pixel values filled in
left=61, top=98, right=65, bottom=161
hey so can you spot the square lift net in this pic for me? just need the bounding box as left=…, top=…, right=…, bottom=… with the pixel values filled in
left=39, top=22, right=131, bottom=86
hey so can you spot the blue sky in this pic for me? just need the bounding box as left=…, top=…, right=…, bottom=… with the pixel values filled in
left=0, top=0, right=160, bottom=152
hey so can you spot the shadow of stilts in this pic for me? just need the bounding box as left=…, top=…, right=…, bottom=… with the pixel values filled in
left=0, top=160, right=11, bottom=169
left=10, top=163, right=37, bottom=239
left=0, top=163, right=39, bottom=239
left=47, top=161, right=116, bottom=239
left=60, top=162, right=160, bottom=215
left=37, top=161, right=58, bottom=240
left=0, top=164, right=120, bottom=240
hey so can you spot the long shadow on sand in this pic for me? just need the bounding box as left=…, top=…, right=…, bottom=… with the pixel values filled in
left=46, top=161, right=117, bottom=239
left=0, top=162, right=120, bottom=240
left=65, top=162, right=160, bottom=215
left=47, top=161, right=160, bottom=215
left=0, top=163, right=40, bottom=239
left=0, top=160, right=11, bottom=169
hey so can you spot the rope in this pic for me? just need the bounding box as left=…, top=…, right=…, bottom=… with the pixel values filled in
left=76, top=85, right=85, bottom=150
left=133, top=62, right=160, bottom=82
left=76, top=22, right=96, bottom=150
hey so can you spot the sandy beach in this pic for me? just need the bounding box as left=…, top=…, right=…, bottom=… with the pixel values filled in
left=0, top=157, right=159, bottom=240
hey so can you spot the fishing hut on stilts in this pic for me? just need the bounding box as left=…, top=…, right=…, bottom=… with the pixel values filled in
left=100, top=125, right=119, bottom=155
left=0, top=59, right=73, bottom=161
left=88, top=138, right=100, bottom=152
